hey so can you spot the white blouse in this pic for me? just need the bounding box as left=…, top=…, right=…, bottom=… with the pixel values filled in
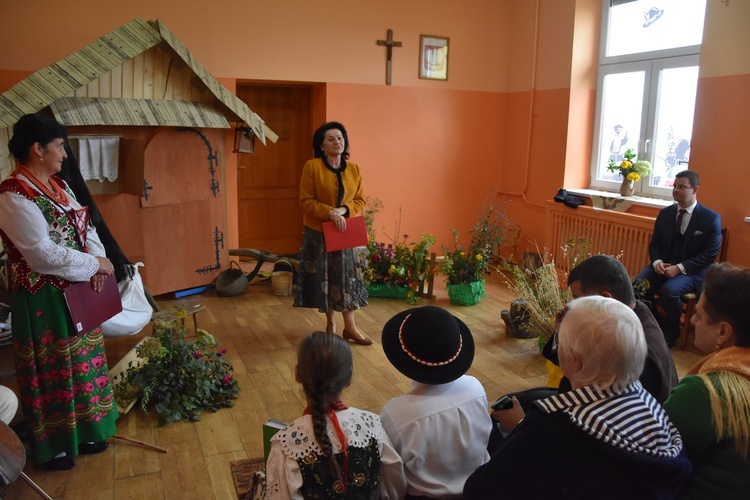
left=0, top=174, right=103, bottom=283
left=265, top=407, right=406, bottom=499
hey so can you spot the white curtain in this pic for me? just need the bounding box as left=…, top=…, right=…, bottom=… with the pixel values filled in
left=77, top=137, right=120, bottom=182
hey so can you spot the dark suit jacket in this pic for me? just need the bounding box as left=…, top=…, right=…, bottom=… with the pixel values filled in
left=648, top=202, right=722, bottom=282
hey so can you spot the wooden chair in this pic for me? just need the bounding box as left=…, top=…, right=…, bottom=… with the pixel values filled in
left=677, top=227, right=729, bottom=349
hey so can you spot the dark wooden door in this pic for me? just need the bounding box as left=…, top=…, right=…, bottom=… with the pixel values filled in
left=236, top=85, right=311, bottom=254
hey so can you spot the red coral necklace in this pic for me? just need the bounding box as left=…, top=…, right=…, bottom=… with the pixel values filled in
left=17, top=165, right=69, bottom=206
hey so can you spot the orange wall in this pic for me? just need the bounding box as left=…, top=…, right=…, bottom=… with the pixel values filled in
left=324, top=83, right=504, bottom=249
left=0, top=0, right=509, bottom=92
left=690, top=73, right=750, bottom=264
left=2, top=0, right=749, bottom=267
left=688, top=1, right=750, bottom=266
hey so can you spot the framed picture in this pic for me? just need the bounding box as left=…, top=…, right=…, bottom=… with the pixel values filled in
left=419, top=35, right=449, bottom=81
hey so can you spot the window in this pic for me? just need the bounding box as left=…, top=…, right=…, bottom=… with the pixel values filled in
left=590, top=0, right=707, bottom=197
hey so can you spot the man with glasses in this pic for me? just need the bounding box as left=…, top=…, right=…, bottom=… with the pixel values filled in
left=635, top=170, right=722, bottom=347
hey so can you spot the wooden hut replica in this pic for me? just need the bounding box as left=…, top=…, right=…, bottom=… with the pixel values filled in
left=0, top=18, right=277, bottom=295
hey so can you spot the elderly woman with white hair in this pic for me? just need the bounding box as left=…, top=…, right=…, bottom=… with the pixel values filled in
left=464, top=296, right=691, bottom=499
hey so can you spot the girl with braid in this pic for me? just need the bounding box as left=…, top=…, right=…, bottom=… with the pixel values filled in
left=265, top=332, right=406, bottom=499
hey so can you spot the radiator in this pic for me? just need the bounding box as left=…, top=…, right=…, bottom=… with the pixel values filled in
left=544, top=203, right=655, bottom=278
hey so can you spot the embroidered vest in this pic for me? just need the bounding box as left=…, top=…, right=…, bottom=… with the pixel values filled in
left=0, top=177, right=85, bottom=294
left=297, top=438, right=381, bottom=499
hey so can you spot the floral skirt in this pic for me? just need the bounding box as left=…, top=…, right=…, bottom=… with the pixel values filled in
left=294, top=227, right=368, bottom=313
left=11, top=284, right=119, bottom=464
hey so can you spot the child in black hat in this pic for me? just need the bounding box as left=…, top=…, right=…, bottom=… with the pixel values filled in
left=380, top=306, right=493, bottom=499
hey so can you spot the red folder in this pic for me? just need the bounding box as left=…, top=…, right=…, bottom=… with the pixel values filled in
left=322, top=215, right=368, bottom=252
left=63, top=274, right=123, bottom=334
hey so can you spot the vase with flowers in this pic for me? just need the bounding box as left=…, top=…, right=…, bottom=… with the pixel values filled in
left=607, top=148, right=652, bottom=196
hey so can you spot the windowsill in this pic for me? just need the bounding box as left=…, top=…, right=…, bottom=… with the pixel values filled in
left=566, top=188, right=672, bottom=209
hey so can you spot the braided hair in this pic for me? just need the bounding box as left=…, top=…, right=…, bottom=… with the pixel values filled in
left=296, top=332, right=353, bottom=481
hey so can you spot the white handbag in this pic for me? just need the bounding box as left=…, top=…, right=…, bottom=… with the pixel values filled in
left=101, top=263, right=153, bottom=338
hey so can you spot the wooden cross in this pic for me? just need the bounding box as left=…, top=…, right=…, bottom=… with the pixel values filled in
left=376, top=29, right=402, bottom=86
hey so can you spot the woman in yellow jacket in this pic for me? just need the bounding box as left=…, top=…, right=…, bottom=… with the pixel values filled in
left=294, top=122, right=372, bottom=345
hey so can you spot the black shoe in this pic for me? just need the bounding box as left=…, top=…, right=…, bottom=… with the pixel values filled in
left=44, top=454, right=75, bottom=471
left=78, top=441, right=109, bottom=454
left=554, top=189, right=568, bottom=203
left=563, top=195, right=584, bottom=208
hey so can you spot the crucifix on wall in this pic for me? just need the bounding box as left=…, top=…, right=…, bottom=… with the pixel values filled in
left=376, top=29, right=402, bottom=85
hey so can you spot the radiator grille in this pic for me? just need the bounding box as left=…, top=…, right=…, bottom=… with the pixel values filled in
left=545, top=204, right=655, bottom=277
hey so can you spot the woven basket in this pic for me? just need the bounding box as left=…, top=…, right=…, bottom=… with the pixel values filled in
left=271, top=260, right=293, bottom=296
left=216, top=261, right=249, bottom=297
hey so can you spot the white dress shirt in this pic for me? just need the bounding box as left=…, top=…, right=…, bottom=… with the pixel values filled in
left=380, top=375, right=492, bottom=499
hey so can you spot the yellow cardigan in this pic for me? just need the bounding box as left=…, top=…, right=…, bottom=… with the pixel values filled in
left=299, top=158, right=366, bottom=232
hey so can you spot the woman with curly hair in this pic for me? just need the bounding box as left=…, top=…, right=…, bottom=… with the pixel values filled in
left=265, top=332, right=405, bottom=498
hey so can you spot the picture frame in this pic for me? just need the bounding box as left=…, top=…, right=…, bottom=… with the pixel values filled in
left=419, top=35, right=449, bottom=81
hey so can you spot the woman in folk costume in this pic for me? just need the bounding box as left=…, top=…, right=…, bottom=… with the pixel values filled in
left=663, top=262, right=750, bottom=499
left=0, top=113, right=118, bottom=470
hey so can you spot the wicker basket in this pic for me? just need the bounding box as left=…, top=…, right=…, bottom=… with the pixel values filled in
left=271, top=260, right=293, bottom=296
left=215, top=261, right=249, bottom=297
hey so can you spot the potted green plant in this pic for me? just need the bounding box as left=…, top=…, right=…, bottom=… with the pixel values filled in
left=440, top=191, right=517, bottom=306
left=364, top=233, right=436, bottom=305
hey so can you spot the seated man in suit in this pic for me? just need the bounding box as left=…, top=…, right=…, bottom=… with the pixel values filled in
left=635, top=170, right=722, bottom=346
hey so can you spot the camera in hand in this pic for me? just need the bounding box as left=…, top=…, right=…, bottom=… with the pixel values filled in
left=491, top=395, right=513, bottom=411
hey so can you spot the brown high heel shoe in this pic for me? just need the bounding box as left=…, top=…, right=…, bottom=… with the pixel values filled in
left=343, top=329, right=373, bottom=346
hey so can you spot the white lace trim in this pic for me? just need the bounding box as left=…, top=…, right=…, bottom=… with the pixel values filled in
left=271, top=408, right=385, bottom=460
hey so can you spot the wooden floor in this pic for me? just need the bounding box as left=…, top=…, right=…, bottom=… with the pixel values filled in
left=3, top=272, right=703, bottom=499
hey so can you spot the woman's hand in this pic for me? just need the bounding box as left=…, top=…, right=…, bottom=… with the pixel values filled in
left=329, top=208, right=346, bottom=232
left=490, top=396, right=525, bottom=433
left=90, top=272, right=109, bottom=292
left=95, top=256, right=114, bottom=276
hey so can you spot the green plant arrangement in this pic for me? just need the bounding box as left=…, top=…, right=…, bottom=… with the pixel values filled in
left=500, top=255, right=572, bottom=346
left=112, top=314, right=240, bottom=425
left=439, top=191, right=518, bottom=305
left=499, top=238, right=593, bottom=346
left=365, top=233, right=436, bottom=305
left=607, top=148, right=652, bottom=182
left=363, top=195, right=384, bottom=241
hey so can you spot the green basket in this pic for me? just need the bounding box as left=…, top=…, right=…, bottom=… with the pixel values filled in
left=446, top=279, right=486, bottom=306
left=366, top=282, right=411, bottom=300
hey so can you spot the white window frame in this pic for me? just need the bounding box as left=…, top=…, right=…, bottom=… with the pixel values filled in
left=589, top=1, right=703, bottom=198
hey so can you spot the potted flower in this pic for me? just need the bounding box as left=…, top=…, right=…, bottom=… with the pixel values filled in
left=365, top=233, right=436, bottom=305
left=112, top=313, right=240, bottom=425
left=607, top=148, right=652, bottom=196
left=439, top=192, right=517, bottom=306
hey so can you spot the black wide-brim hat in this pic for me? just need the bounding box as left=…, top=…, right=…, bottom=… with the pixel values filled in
left=382, top=305, right=474, bottom=385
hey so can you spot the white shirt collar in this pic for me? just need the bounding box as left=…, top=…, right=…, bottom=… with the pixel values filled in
left=677, top=200, right=697, bottom=214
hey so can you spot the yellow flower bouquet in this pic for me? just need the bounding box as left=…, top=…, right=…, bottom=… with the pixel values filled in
left=607, top=148, right=652, bottom=182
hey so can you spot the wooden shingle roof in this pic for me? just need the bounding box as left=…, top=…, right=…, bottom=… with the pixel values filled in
left=0, top=18, right=276, bottom=143
left=51, top=97, right=231, bottom=128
